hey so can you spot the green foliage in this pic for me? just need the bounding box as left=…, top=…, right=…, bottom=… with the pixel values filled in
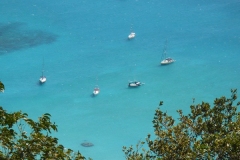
left=0, top=81, right=4, bottom=93
left=0, top=107, right=86, bottom=160
left=123, top=89, right=240, bottom=160
left=0, top=81, right=87, bottom=160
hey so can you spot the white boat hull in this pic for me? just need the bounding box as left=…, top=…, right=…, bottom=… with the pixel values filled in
left=39, top=77, right=46, bottom=83
left=161, top=58, right=175, bottom=65
left=93, top=88, right=100, bottom=95
left=128, top=32, right=135, bottom=39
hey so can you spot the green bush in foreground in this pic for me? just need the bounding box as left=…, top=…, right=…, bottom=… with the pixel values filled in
left=0, top=81, right=88, bottom=160
left=123, top=89, right=240, bottom=160
left=0, top=108, right=86, bottom=160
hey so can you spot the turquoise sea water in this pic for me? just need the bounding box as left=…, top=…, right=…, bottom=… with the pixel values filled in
left=0, top=0, right=240, bottom=159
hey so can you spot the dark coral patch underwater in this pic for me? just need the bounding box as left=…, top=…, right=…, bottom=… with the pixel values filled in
left=0, top=22, right=58, bottom=54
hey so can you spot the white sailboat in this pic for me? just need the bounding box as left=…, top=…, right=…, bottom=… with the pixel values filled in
left=128, top=32, right=135, bottom=39
left=93, top=85, right=100, bottom=96
left=160, top=40, right=175, bottom=65
left=92, top=77, right=100, bottom=96
left=39, top=58, right=46, bottom=83
left=128, top=24, right=135, bottom=39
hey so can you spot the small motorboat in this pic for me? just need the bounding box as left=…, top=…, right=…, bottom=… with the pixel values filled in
left=128, top=32, right=136, bottom=39
left=128, top=81, right=142, bottom=87
left=93, top=86, right=100, bottom=95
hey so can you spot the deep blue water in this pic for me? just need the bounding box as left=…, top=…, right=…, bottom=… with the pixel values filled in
left=0, top=0, right=240, bottom=159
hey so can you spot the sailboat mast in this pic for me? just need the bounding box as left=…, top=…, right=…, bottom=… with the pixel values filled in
left=163, top=40, right=168, bottom=59
left=42, top=57, right=45, bottom=77
left=130, top=24, right=133, bottom=32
